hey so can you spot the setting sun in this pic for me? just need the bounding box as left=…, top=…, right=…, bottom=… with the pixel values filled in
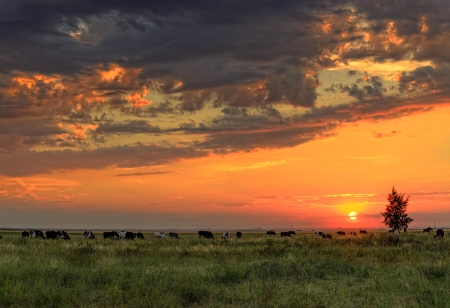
left=349, top=212, right=357, bottom=220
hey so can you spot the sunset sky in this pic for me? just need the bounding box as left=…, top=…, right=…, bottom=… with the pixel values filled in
left=1, top=1, right=449, bottom=229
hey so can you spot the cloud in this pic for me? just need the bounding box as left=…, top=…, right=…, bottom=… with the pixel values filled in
left=372, top=130, right=400, bottom=138
left=114, top=171, right=170, bottom=177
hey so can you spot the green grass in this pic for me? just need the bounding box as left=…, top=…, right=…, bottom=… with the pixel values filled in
left=0, top=231, right=449, bottom=307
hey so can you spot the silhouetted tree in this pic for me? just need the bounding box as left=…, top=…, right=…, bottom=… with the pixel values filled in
left=381, top=187, right=414, bottom=232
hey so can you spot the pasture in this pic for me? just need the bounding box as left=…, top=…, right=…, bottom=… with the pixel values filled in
left=0, top=230, right=449, bottom=307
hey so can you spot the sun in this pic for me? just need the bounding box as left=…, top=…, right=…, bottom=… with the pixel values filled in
left=349, top=211, right=357, bottom=220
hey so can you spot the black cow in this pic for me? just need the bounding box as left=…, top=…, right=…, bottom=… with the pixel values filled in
left=125, top=232, right=135, bottom=240
left=169, top=232, right=179, bottom=239
left=435, top=229, right=444, bottom=239
left=46, top=230, right=59, bottom=239
left=83, top=230, right=95, bottom=239
left=22, top=231, right=30, bottom=238
left=337, top=231, right=345, bottom=236
left=236, top=231, right=242, bottom=239
left=423, top=227, right=433, bottom=233
left=266, top=231, right=276, bottom=236
left=321, top=233, right=332, bottom=239
left=281, top=231, right=291, bottom=237
left=198, top=230, right=214, bottom=239
left=30, top=230, right=45, bottom=239
left=136, top=232, right=145, bottom=239
left=288, top=231, right=296, bottom=235
left=0, top=235, right=2, bottom=239
left=103, top=231, right=119, bottom=239
left=360, top=230, right=368, bottom=234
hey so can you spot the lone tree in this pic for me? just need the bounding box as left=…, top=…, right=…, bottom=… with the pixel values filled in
left=381, top=187, right=414, bottom=232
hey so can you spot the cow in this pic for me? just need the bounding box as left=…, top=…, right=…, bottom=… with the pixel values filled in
left=198, top=230, right=214, bottom=239
left=103, top=231, right=119, bottom=239
left=83, top=230, right=95, bottom=239
left=350, top=231, right=357, bottom=236
left=169, top=232, right=179, bottom=239
left=315, top=231, right=324, bottom=237
left=58, top=230, right=70, bottom=240
left=372, top=232, right=378, bottom=237
left=22, top=231, right=30, bottom=238
left=236, top=231, right=242, bottom=239
left=337, top=231, right=346, bottom=236
left=280, top=231, right=291, bottom=237
left=30, top=230, right=45, bottom=239
left=118, top=231, right=127, bottom=239
left=154, top=232, right=166, bottom=238
left=136, top=232, right=145, bottom=239
left=423, top=227, right=433, bottom=233
left=266, top=230, right=276, bottom=236
left=360, top=230, right=368, bottom=234
left=321, top=233, right=332, bottom=239
left=288, top=231, right=296, bottom=236
left=434, top=229, right=444, bottom=239
left=222, top=231, right=230, bottom=239
left=46, top=230, right=59, bottom=239
left=124, top=232, right=135, bottom=240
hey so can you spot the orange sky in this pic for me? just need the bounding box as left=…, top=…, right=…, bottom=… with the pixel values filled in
left=1, top=2, right=450, bottom=229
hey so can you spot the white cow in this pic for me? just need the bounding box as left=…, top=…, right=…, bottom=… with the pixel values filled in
left=118, top=231, right=127, bottom=239
left=83, top=230, right=95, bottom=239
left=154, top=232, right=166, bottom=238
left=372, top=232, right=378, bottom=237
left=222, top=231, right=230, bottom=239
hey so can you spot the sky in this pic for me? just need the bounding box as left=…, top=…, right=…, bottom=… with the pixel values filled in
left=0, top=0, right=449, bottom=229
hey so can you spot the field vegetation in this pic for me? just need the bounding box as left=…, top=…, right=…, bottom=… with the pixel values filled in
left=0, top=230, right=449, bottom=307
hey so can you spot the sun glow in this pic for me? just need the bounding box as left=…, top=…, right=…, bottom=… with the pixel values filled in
left=349, top=211, right=357, bottom=220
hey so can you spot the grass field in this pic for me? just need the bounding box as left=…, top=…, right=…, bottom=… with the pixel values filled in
left=0, top=230, right=449, bottom=307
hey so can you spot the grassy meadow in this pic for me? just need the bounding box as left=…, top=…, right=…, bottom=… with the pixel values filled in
left=0, top=230, right=449, bottom=307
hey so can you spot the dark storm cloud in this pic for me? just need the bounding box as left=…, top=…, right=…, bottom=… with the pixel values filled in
left=0, top=144, right=207, bottom=177
left=94, top=120, right=161, bottom=134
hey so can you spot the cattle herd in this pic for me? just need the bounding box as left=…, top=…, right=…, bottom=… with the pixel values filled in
left=4, top=228, right=445, bottom=240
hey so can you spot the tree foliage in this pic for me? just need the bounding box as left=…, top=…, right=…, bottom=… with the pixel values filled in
left=381, top=187, right=414, bottom=232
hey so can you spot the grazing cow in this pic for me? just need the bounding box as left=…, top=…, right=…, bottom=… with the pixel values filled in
left=222, top=231, right=230, bottom=239
left=103, top=231, right=119, bottom=239
left=288, top=231, right=296, bottom=236
left=30, top=230, right=45, bottom=239
left=315, top=231, right=324, bottom=237
left=83, top=230, right=95, bottom=239
left=169, top=232, right=179, bottom=239
left=423, top=227, right=433, bottom=233
left=125, top=232, right=135, bottom=240
left=337, top=231, right=346, bottom=236
left=360, top=230, right=368, bottom=234
left=236, top=231, right=242, bottom=239
left=154, top=232, right=166, bottom=238
left=58, top=230, right=70, bottom=240
left=266, top=230, right=276, bottom=236
left=434, top=229, right=444, bottom=239
left=46, top=230, right=59, bottom=239
left=321, top=233, right=332, bottom=239
left=198, top=230, right=214, bottom=239
left=280, top=231, right=291, bottom=237
left=22, top=231, right=30, bottom=238
left=136, top=232, right=145, bottom=239
left=117, top=231, right=127, bottom=239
